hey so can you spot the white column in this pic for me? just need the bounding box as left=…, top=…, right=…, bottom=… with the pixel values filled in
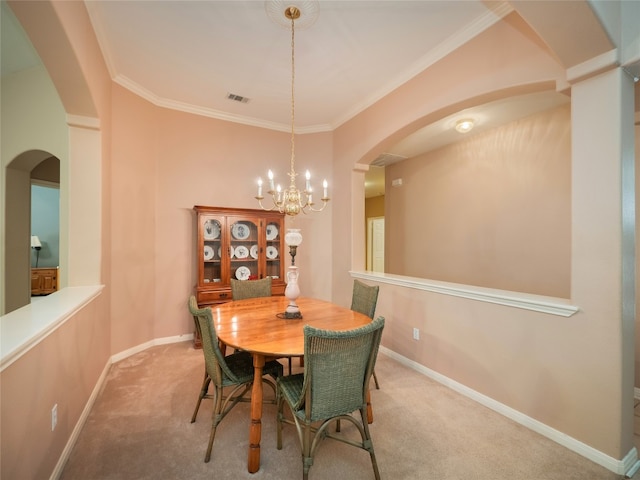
left=66, top=116, right=102, bottom=287
left=571, top=67, right=636, bottom=460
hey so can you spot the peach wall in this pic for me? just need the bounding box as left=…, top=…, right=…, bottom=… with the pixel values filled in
left=332, top=12, right=566, bottom=306
left=386, top=105, right=571, bottom=297
left=2, top=2, right=112, bottom=479
left=0, top=292, right=109, bottom=479
left=109, top=86, right=157, bottom=352
left=108, top=85, right=334, bottom=352
left=333, top=8, right=635, bottom=464
left=333, top=13, right=565, bottom=171
left=6, top=0, right=111, bottom=289
left=365, top=73, right=633, bottom=455
left=2, top=1, right=638, bottom=478
left=1, top=66, right=68, bottom=314
left=5, top=4, right=110, bottom=293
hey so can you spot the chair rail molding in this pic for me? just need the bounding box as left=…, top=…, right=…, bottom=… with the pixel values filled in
left=350, top=271, right=579, bottom=317
left=0, top=285, right=104, bottom=371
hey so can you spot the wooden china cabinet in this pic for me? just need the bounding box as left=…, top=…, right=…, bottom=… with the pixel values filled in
left=193, top=206, right=286, bottom=346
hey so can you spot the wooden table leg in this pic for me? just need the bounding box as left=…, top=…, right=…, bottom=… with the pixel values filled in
left=248, top=354, right=265, bottom=473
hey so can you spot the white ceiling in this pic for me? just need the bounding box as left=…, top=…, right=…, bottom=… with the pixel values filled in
left=83, top=0, right=513, bottom=132
left=2, top=0, right=570, bottom=197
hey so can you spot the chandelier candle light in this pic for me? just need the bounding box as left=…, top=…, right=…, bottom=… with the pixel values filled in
left=255, top=5, right=329, bottom=216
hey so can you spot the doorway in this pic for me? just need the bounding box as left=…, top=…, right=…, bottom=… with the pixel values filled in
left=3, top=152, right=60, bottom=314
left=367, top=216, right=384, bottom=272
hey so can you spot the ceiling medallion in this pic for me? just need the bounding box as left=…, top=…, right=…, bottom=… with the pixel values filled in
left=265, top=0, right=319, bottom=30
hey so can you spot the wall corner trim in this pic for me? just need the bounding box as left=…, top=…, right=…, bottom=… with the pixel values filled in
left=566, top=49, right=619, bottom=85
left=66, top=114, right=100, bottom=130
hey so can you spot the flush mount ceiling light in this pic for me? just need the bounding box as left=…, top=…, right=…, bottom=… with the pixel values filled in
left=455, top=119, right=475, bottom=133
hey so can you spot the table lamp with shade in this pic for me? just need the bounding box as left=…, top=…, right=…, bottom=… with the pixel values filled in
left=31, top=235, right=42, bottom=267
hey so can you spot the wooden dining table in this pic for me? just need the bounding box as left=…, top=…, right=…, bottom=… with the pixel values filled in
left=211, top=295, right=374, bottom=474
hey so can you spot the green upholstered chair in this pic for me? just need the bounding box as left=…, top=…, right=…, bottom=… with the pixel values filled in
left=276, top=316, right=385, bottom=480
left=350, top=279, right=381, bottom=389
left=230, top=277, right=272, bottom=300
left=188, top=296, right=283, bottom=462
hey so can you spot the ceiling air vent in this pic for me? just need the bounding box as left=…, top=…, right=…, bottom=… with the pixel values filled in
left=226, top=93, right=250, bottom=103
left=371, top=152, right=407, bottom=167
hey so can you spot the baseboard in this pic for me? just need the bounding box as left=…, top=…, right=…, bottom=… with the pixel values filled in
left=110, top=333, right=194, bottom=364
left=50, top=333, right=194, bottom=479
left=49, top=358, right=111, bottom=480
left=379, top=346, right=634, bottom=475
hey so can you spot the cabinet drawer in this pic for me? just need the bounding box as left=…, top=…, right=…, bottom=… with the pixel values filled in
left=271, top=283, right=286, bottom=296
left=197, top=283, right=285, bottom=306
left=197, top=288, right=233, bottom=305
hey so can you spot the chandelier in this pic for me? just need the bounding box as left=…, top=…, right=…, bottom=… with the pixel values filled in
left=255, top=5, right=329, bottom=216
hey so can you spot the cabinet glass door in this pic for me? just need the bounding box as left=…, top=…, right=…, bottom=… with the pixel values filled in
left=202, top=217, right=223, bottom=285
left=229, top=218, right=259, bottom=281
left=265, top=221, right=283, bottom=280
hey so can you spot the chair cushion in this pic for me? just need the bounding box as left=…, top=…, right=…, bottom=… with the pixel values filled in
left=278, top=373, right=305, bottom=417
left=223, top=351, right=283, bottom=386
left=222, top=351, right=256, bottom=385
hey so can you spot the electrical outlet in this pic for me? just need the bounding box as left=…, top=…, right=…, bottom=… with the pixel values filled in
left=413, top=328, right=420, bottom=340
left=51, top=404, right=57, bottom=431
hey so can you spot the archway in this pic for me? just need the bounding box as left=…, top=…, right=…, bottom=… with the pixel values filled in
left=4, top=150, right=60, bottom=313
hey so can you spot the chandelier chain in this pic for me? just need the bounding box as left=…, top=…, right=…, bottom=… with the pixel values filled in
left=289, top=8, right=296, bottom=186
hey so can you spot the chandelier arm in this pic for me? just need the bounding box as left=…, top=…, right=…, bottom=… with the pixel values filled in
left=256, top=197, right=279, bottom=212
left=304, top=201, right=329, bottom=213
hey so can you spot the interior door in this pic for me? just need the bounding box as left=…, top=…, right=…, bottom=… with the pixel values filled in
left=367, top=216, right=385, bottom=272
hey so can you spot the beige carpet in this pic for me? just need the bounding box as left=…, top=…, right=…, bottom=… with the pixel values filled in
left=60, top=341, right=625, bottom=480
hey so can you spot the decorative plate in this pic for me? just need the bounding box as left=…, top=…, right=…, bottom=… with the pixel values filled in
left=266, top=246, right=279, bottom=259
left=204, top=245, right=214, bottom=261
left=229, top=246, right=235, bottom=259
left=231, top=222, right=250, bottom=240
left=235, top=266, right=251, bottom=280
left=250, top=244, right=259, bottom=259
left=234, top=245, right=249, bottom=259
left=266, top=224, right=278, bottom=241
left=203, top=220, right=220, bottom=240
